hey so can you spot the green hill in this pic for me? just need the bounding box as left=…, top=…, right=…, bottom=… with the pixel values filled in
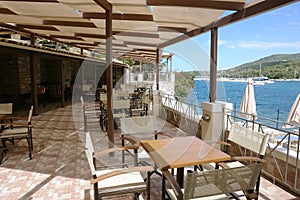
left=219, top=53, right=300, bottom=79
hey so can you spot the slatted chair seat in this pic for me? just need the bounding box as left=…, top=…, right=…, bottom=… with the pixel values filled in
left=94, top=169, right=147, bottom=197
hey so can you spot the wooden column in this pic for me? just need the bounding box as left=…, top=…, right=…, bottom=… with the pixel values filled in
left=210, top=28, right=218, bottom=103
left=60, top=61, right=65, bottom=108
left=30, top=35, right=38, bottom=115
left=156, top=48, right=160, bottom=90
left=105, top=5, right=114, bottom=147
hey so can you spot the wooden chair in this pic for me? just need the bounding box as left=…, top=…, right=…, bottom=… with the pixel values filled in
left=120, top=115, right=173, bottom=176
left=167, top=162, right=264, bottom=200
left=130, top=93, right=149, bottom=116
left=0, top=103, right=13, bottom=130
left=84, top=132, right=153, bottom=200
left=80, top=96, right=101, bottom=132
left=0, top=105, right=34, bottom=164
left=100, top=99, right=131, bottom=132
left=214, top=122, right=270, bottom=199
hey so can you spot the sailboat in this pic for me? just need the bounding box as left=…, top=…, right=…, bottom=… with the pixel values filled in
left=252, top=63, right=274, bottom=85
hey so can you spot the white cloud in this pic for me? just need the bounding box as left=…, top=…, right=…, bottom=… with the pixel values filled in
left=220, top=40, right=300, bottom=49
left=218, top=39, right=228, bottom=46
left=236, top=40, right=300, bottom=49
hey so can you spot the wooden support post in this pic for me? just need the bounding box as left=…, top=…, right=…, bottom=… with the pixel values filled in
left=60, top=61, right=65, bottom=108
left=105, top=5, right=114, bottom=147
left=210, top=28, right=218, bottom=103
left=30, top=35, right=38, bottom=115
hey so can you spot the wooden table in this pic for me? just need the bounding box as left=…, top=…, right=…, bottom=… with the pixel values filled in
left=141, top=136, right=231, bottom=199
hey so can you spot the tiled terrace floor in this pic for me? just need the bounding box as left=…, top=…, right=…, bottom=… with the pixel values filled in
left=0, top=101, right=299, bottom=200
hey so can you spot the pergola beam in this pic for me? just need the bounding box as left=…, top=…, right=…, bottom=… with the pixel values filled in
left=43, top=20, right=97, bottom=28
left=82, top=12, right=153, bottom=21
left=146, top=0, right=245, bottom=11
left=158, top=0, right=299, bottom=49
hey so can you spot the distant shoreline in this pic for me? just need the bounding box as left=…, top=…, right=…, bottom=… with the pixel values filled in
left=194, top=77, right=300, bottom=82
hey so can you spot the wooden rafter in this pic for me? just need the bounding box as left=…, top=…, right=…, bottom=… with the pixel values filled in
left=126, top=41, right=158, bottom=47
left=43, top=20, right=97, bottom=28
left=146, top=0, right=245, bottom=11
left=17, top=24, right=59, bottom=31
left=82, top=12, right=153, bottom=21
left=117, top=32, right=159, bottom=38
left=74, top=33, right=106, bottom=39
left=158, top=26, right=187, bottom=33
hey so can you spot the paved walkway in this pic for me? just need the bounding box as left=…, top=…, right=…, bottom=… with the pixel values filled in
left=0, top=101, right=299, bottom=199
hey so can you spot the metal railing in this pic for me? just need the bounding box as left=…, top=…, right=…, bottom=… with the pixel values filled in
left=159, top=92, right=201, bottom=122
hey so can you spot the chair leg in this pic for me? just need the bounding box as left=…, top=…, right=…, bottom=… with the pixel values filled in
left=26, top=137, right=32, bottom=159
left=147, top=171, right=151, bottom=200
left=0, top=148, right=4, bottom=164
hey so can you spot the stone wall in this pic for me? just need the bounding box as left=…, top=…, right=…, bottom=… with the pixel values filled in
left=0, top=46, right=82, bottom=109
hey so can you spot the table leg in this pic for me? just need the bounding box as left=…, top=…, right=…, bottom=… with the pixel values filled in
left=162, top=174, right=166, bottom=199
left=176, top=167, right=184, bottom=188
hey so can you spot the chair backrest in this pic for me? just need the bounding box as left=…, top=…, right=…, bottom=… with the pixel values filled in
left=183, top=163, right=262, bottom=200
left=82, top=84, right=92, bottom=92
left=228, top=122, right=269, bottom=156
left=120, top=115, right=156, bottom=135
left=0, top=103, right=13, bottom=115
left=113, top=100, right=130, bottom=110
left=85, top=132, right=96, bottom=175
left=100, top=93, right=107, bottom=101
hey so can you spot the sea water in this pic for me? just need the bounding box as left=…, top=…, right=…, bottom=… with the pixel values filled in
left=187, top=80, right=300, bottom=127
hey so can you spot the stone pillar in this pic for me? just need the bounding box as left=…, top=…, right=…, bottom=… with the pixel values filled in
left=152, top=90, right=160, bottom=116
left=201, top=101, right=232, bottom=143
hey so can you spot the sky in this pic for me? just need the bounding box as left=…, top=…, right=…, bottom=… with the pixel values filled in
left=165, top=1, right=300, bottom=71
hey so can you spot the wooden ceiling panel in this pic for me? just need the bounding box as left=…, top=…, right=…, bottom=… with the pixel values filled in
left=0, top=0, right=294, bottom=63
left=1, top=2, right=80, bottom=17
left=152, top=7, right=224, bottom=28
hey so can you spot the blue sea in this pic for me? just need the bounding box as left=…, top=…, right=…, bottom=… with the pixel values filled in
left=186, top=80, right=300, bottom=127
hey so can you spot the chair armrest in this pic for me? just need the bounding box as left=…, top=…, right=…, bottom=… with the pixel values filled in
left=90, top=165, right=154, bottom=184
left=93, top=145, right=140, bottom=158
left=217, top=156, right=266, bottom=169
left=154, top=131, right=173, bottom=138
left=0, top=123, right=31, bottom=128
left=93, top=147, right=127, bottom=158
left=121, top=135, right=140, bottom=150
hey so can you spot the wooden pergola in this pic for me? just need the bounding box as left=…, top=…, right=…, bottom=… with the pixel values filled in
left=0, top=0, right=298, bottom=145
